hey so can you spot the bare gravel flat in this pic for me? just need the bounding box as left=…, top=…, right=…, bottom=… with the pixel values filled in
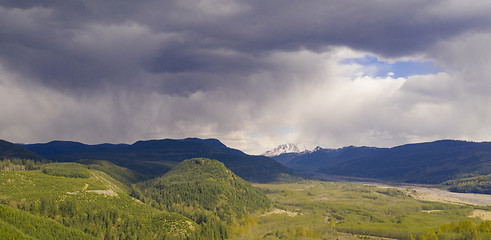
left=407, top=187, right=491, bottom=206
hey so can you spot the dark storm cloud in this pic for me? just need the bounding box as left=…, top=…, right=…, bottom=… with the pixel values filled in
left=2, top=0, right=491, bottom=153
left=2, top=0, right=491, bottom=95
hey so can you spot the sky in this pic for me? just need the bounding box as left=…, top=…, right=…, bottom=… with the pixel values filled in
left=2, top=0, right=491, bottom=154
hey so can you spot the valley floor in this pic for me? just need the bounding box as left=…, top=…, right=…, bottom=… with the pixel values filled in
left=230, top=180, right=491, bottom=240
left=316, top=173, right=491, bottom=206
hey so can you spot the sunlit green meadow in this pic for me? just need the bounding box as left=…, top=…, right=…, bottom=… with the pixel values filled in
left=231, top=180, right=491, bottom=240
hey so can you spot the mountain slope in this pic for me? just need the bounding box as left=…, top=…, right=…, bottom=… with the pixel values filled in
left=0, top=139, right=44, bottom=161
left=323, top=140, right=491, bottom=183
left=273, top=140, right=491, bottom=184
left=22, top=138, right=290, bottom=182
left=137, top=158, right=271, bottom=223
left=274, top=146, right=384, bottom=173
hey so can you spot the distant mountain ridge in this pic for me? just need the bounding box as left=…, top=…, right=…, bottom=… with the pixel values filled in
left=270, top=140, right=491, bottom=184
left=273, top=145, right=383, bottom=173
left=21, top=138, right=290, bottom=183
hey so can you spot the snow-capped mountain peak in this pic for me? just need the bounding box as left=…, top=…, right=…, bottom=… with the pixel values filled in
left=263, top=143, right=305, bottom=157
left=313, top=146, right=324, bottom=151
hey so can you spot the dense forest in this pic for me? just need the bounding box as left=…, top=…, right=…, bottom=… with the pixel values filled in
left=0, top=157, right=270, bottom=239
left=444, top=174, right=491, bottom=194
left=135, top=159, right=271, bottom=222
left=0, top=158, right=197, bottom=239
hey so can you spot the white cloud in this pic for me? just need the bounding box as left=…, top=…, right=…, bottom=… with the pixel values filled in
left=3, top=38, right=491, bottom=155
left=2, top=1, right=491, bottom=155
left=237, top=44, right=491, bottom=152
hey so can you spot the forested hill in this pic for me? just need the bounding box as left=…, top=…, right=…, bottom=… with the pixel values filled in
left=274, top=140, right=491, bottom=185
left=0, top=161, right=197, bottom=239
left=22, top=138, right=290, bottom=182
left=136, top=158, right=271, bottom=223
left=0, top=139, right=44, bottom=161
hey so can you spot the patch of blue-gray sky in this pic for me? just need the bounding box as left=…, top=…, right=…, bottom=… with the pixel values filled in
left=342, top=55, right=442, bottom=78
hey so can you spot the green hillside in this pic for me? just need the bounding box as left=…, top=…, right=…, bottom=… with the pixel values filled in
left=135, top=158, right=271, bottom=239
left=42, top=162, right=92, bottom=178
left=0, top=204, right=95, bottom=240
left=0, top=162, right=196, bottom=239
left=0, top=158, right=272, bottom=240
left=138, top=158, right=270, bottom=219
left=79, top=159, right=148, bottom=186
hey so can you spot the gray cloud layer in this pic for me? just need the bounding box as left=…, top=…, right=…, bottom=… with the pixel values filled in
left=1, top=0, right=491, bottom=153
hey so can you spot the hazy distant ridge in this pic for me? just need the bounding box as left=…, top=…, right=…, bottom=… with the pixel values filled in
left=21, top=138, right=290, bottom=183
